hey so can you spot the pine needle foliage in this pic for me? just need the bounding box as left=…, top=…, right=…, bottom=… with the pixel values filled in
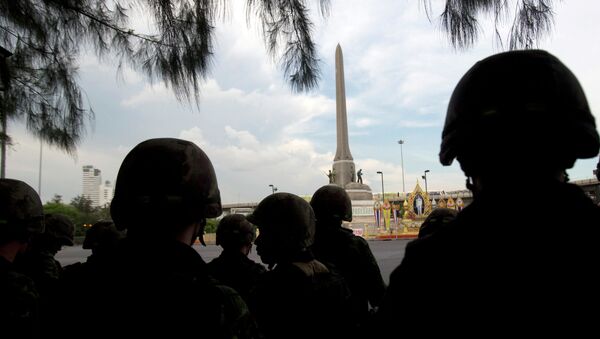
left=0, top=0, right=328, bottom=154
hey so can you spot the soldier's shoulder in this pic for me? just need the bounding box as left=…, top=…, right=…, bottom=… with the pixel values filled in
left=0, top=268, right=39, bottom=302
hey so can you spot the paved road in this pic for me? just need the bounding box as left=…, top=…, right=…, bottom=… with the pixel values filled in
left=56, top=239, right=410, bottom=284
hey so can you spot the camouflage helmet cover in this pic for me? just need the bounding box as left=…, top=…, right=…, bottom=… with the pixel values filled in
left=111, top=138, right=222, bottom=230
left=215, top=214, right=256, bottom=249
left=440, top=50, right=599, bottom=172
left=247, top=192, right=316, bottom=251
left=310, top=184, right=352, bottom=223
left=0, top=179, right=44, bottom=236
left=44, top=213, right=75, bottom=246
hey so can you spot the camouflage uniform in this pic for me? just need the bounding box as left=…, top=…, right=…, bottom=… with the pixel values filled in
left=417, top=207, right=457, bottom=238
left=60, top=237, right=256, bottom=338
left=248, top=193, right=354, bottom=339
left=57, top=138, right=257, bottom=339
left=378, top=50, right=600, bottom=337
left=0, top=257, right=40, bottom=339
left=0, top=179, right=44, bottom=339
left=310, top=185, right=386, bottom=334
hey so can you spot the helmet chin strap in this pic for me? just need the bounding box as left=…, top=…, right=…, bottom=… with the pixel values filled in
left=194, top=219, right=207, bottom=246
left=465, top=177, right=476, bottom=192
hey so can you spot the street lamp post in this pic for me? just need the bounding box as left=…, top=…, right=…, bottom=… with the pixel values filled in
left=0, top=46, right=13, bottom=179
left=397, top=140, right=406, bottom=194
left=376, top=171, right=385, bottom=202
left=422, top=170, right=430, bottom=194
left=268, top=184, right=277, bottom=195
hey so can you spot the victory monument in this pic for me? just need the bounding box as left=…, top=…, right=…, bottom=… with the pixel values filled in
left=330, top=44, right=374, bottom=225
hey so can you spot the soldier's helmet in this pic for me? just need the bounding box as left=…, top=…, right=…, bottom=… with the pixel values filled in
left=418, top=208, right=458, bottom=239
left=111, top=138, right=222, bottom=233
left=440, top=50, right=599, bottom=176
left=82, top=220, right=123, bottom=251
left=215, top=214, right=256, bottom=250
left=44, top=213, right=75, bottom=246
left=247, top=193, right=315, bottom=261
left=0, top=179, right=44, bottom=242
left=310, top=185, right=352, bottom=225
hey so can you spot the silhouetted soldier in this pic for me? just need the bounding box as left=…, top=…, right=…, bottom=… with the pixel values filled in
left=58, top=138, right=256, bottom=339
left=247, top=192, right=353, bottom=339
left=82, top=220, right=123, bottom=259
left=15, top=213, right=74, bottom=298
left=62, top=220, right=124, bottom=279
left=208, top=214, right=266, bottom=303
left=310, top=184, right=385, bottom=334
left=0, top=179, right=44, bottom=339
left=378, top=50, right=600, bottom=336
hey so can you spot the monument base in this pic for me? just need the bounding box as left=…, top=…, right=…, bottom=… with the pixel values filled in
left=345, top=182, right=373, bottom=201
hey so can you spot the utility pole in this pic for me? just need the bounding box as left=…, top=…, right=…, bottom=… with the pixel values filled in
left=422, top=170, right=430, bottom=194
left=398, top=140, right=406, bottom=194
left=376, top=171, right=385, bottom=201
left=0, top=46, right=13, bottom=179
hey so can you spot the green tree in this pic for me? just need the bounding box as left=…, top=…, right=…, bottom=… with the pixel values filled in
left=70, top=195, right=95, bottom=214
left=93, top=204, right=111, bottom=221
left=50, top=194, right=62, bottom=204
left=424, top=0, right=556, bottom=49
left=44, top=196, right=110, bottom=237
left=0, top=0, right=328, bottom=169
left=44, top=201, right=81, bottom=221
left=43, top=201, right=87, bottom=236
left=204, top=218, right=218, bottom=234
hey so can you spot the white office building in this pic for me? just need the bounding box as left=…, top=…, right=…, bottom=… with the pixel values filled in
left=82, top=165, right=102, bottom=208
left=99, top=180, right=114, bottom=207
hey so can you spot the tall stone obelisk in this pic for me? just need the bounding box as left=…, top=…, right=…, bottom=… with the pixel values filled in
left=332, top=44, right=356, bottom=187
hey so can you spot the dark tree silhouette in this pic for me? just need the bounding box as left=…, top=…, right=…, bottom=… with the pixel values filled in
left=424, top=0, right=556, bottom=50
left=0, top=0, right=329, bottom=163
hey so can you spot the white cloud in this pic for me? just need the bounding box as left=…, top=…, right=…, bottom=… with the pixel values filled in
left=179, top=126, right=210, bottom=148
left=355, top=118, right=379, bottom=128
left=398, top=120, right=441, bottom=128
left=120, top=82, right=173, bottom=107
left=224, top=126, right=260, bottom=149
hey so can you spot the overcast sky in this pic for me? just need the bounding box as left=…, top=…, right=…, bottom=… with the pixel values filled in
left=6, top=1, right=600, bottom=205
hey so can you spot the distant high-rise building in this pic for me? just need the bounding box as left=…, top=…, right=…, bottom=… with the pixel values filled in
left=99, top=180, right=114, bottom=207
left=82, top=165, right=102, bottom=207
